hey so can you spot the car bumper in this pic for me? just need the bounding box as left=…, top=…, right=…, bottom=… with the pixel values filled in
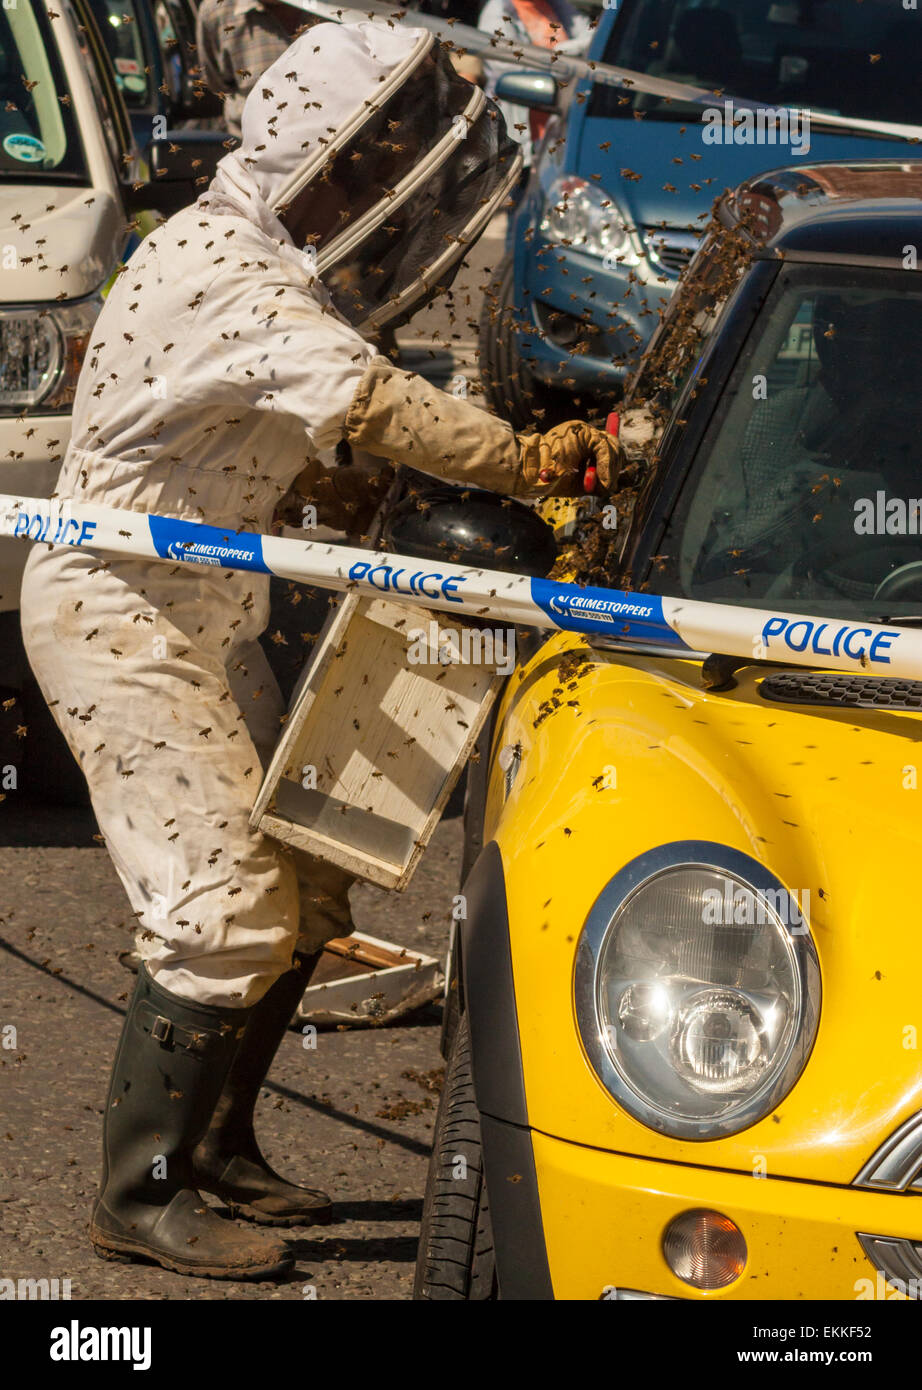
left=532, top=1131, right=921, bottom=1300
left=517, top=244, right=677, bottom=395
left=0, top=416, right=69, bottom=613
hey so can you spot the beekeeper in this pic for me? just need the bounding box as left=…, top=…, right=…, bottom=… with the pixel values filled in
left=19, top=19, right=619, bottom=1281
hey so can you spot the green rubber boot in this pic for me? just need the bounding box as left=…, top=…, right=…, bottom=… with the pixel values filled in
left=193, top=953, right=334, bottom=1227
left=90, top=965, right=295, bottom=1279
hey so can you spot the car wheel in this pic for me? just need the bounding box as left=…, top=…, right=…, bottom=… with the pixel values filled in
left=478, top=253, right=577, bottom=432
left=439, top=931, right=462, bottom=1061
left=414, top=1013, right=498, bottom=1299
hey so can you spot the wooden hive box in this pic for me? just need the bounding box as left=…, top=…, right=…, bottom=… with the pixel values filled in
left=250, top=592, right=506, bottom=889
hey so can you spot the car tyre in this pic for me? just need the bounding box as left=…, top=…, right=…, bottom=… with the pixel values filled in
left=478, top=253, right=578, bottom=432
left=414, top=1013, right=497, bottom=1299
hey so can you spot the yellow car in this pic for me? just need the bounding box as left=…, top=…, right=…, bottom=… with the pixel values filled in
left=415, top=159, right=922, bottom=1301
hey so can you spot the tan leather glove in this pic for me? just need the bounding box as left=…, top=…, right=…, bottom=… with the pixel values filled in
left=518, top=420, right=621, bottom=497
left=344, top=357, right=622, bottom=499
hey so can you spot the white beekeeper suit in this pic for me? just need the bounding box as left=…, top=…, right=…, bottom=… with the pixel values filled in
left=21, top=16, right=618, bottom=1009
left=19, top=19, right=532, bottom=1009
left=21, top=60, right=383, bottom=1007
left=19, top=13, right=620, bottom=1011
left=19, top=19, right=621, bottom=1279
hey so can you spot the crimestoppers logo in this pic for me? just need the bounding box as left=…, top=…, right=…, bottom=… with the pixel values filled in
left=546, top=592, right=654, bottom=623
left=147, top=517, right=267, bottom=573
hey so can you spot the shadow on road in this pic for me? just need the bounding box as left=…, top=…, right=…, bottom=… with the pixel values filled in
left=286, top=1234, right=420, bottom=1266
left=0, top=931, right=124, bottom=1015
left=0, top=932, right=436, bottom=1160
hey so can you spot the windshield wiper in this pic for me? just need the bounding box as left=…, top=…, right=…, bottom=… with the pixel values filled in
left=701, top=653, right=791, bottom=690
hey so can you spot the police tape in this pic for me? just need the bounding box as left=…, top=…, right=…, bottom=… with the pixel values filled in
left=4, top=493, right=922, bottom=679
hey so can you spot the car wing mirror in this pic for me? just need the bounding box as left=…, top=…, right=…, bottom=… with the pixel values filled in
left=494, top=71, right=558, bottom=111
left=124, top=131, right=236, bottom=216
left=383, top=486, right=558, bottom=577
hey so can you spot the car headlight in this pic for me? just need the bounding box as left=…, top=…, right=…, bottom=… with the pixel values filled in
left=574, top=843, right=820, bottom=1139
left=0, top=295, right=102, bottom=414
left=538, top=176, right=639, bottom=266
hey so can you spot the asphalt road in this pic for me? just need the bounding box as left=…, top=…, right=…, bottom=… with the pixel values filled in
left=0, top=223, right=503, bottom=1302
left=0, top=798, right=463, bottom=1301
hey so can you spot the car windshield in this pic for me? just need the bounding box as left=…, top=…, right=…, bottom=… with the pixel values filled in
left=646, top=265, right=922, bottom=623
left=600, top=0, right=921, bottom=125
left=86, top=0, right=155, bottom=110
left=0, top=0, right=86, bottom=180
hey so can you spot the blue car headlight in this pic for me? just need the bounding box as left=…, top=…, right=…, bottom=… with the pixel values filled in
left=574, top=842, right=821, bottom=1140
left=538, top=176, right=640, bottom=267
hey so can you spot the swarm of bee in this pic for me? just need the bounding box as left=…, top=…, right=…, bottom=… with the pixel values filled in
left=530, top=201, right=765, bottom=592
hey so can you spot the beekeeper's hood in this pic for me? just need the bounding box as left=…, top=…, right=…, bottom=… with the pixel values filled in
left=201, top=20, right=522, bottom=331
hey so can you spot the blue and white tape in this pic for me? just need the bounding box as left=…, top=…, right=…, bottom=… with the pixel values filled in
left=147, top=515, right=269, bottom=572
left=530, top=578, right=690, bottom=647
left=3, top=493, right=920, bottom=679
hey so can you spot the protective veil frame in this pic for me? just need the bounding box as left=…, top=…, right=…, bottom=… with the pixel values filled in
left=268, top=26, right=523, bottom=331
left=316, top=81, right=523, bottom=329
left=268, top=29, right=437, bottom=216
left=353, top=147, right=523, bottom=330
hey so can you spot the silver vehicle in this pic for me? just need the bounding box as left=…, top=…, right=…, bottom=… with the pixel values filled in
left=0, top=0, right=220, bottom=793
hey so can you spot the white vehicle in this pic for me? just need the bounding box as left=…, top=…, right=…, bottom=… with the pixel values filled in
left=0, top=0, right=221, bottom=792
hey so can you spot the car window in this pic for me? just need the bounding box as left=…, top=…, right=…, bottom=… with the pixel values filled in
left=647, top=265, right=922, bottom=621
left=73, top=0, right=133, bottom=175
left=0, top=0, right=86, bottom=180
left=594, top=0, right=922, bottom=124
left=86, top=0, right=155, bottom=110
left=152, top=0, right=182, bottom=108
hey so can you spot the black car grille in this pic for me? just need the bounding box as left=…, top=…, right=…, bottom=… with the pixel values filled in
left=643, top=229, right=698, bottom=278
left=759, top=672, right=922, bottom=711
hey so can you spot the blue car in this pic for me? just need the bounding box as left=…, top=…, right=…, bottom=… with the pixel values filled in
left=479, top=0, right=922, bottom=428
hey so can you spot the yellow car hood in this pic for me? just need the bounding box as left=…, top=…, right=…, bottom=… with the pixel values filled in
left=485, top=634, right=922, bottom=1186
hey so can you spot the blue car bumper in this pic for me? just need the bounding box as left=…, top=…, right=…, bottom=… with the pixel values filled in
left=510, top=201, right=696, bottom=396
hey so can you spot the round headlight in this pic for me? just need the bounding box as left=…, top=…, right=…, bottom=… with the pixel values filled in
left=0, top=296, right=102, bottom=415
left=0, top=310, right=62, bottom=410
left=574, top=844, right=820, bottom=1139
left=538, top=177, right=638, bottom=264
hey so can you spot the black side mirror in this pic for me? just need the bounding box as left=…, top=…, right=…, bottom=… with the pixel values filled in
left=124, top=131, right=235, bottom=216
left=495, top=71, right=558, bottom=111
left=383, top=487, right=558, bottom=577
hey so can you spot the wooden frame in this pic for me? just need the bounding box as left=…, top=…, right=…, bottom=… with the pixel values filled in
left=250, top=593, right=505, bottom=889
